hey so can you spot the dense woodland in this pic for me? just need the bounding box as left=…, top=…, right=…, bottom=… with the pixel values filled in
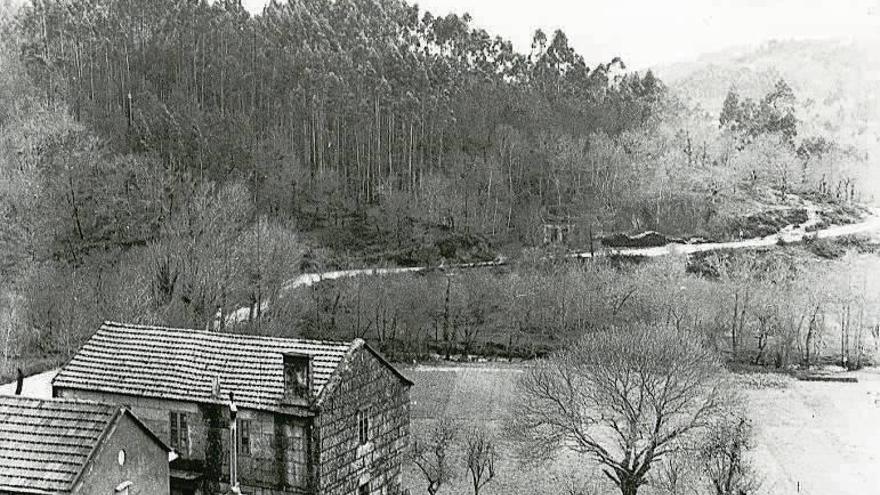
left=0, top=0, right=875, bottom=373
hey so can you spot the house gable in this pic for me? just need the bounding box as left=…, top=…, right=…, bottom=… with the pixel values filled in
left=313, top=344, right=411, bottom=495
left=0, top=396, right=168, bottom=495
left=315, top=340, right=413, bottom=408
left=72, top=413, right=170, bottom=495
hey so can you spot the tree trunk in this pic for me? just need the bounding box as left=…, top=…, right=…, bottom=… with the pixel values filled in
left=617, top=477, right=641, bottom=495
left=732, top=292, right=739, bottom=360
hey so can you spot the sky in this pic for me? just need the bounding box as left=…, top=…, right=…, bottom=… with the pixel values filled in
left=241, top=0, right=880, bottom=69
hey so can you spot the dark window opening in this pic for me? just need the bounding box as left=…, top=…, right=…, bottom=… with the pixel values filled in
left=357, top=408, right=370, bottom=445
left=358, top=481, right=370, bottom=495
left=169, top=411, right=189, bottom=455
left=283, top=354, right=312, bottom=399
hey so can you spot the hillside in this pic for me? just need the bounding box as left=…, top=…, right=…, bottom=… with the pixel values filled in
left=656, top=37, right=880, bottom=168
left=2, top=0, right=876, bottom=384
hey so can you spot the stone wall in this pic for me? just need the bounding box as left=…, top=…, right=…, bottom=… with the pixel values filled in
left=315, top=348, right=410, bottom=495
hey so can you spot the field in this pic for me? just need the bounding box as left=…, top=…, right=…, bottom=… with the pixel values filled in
left=402, top=363, right=602, bottom=494
left=403, top=363, right=880, bottom=495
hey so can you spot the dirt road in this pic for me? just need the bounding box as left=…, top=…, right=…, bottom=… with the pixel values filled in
left=223, top=201, right=880, bottom=326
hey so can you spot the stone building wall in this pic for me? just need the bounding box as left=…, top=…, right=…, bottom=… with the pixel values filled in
left=54, top=346, right=411, bottom=495
left=315, top=348, right=410, bottom=495
left=74, top=413, right=170, bottom=495
left=55, top=388, right=311, bottom=494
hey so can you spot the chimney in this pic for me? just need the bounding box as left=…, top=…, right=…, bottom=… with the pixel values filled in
left=14, top=368, right=23, bottom=396
left=282, top=353, right=312, bottom=405
left=228, top=392, right=239, bottom=491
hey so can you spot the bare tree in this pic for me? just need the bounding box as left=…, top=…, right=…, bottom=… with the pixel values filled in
left=464, top=426, right=498, bottom=495
left=511, top=324, right=733, bottom=495
left=700, top=414, right=760, bottom=495
left=655, top=453, right=701, bottom=495
left=554, top=472, right=602, bottom=495
left=413, top=419, right=457, bottom=495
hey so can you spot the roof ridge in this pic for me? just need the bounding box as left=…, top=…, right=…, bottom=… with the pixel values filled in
left=0, top=394, right=119, bottom=409
left=102, top=320, right=354, bottom=347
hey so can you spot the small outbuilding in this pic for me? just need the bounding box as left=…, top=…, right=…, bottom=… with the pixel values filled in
left=0, top=395, right=171, bottom=495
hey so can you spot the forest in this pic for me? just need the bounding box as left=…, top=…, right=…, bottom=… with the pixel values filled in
left=0, top=0, right=874, bottom=377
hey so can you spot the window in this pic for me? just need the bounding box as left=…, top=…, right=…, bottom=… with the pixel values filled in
left=357, top=408, right=370, bottom=445
left=238, top=419, right=251, bottom=456
left=283, top=354, right=312, bottom=399
left=357, top=481, right=370, bottom=495
left=282, top=423, right=309, bottom=488
left=169, top=411, right=189, bottom=455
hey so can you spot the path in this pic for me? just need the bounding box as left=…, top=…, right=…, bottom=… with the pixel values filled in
left=222, top=201, right=880, bottom=326
left=221, top=260, right=506, bottom=325
left=572, top=199, right=880, bottom=259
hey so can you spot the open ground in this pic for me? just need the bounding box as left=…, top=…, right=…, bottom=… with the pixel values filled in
left=402, top=363, right=880, bottom=495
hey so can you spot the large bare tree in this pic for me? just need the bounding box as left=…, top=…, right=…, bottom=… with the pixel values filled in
left=511, top=325, right=733, bottom=495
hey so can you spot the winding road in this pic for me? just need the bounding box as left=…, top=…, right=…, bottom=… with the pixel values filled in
left=222, top=201, right=880, bottom=326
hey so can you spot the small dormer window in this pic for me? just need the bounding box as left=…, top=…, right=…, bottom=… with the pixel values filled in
left=283, top=353, right=312, bottom=401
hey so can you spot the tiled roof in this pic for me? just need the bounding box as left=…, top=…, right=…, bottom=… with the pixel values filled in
left=0, top=396, right=118, bottom=493
left=52, top=321, right=356, bottom=411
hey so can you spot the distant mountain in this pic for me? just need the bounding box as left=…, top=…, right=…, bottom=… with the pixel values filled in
left=654, top=37, right=880, bottom=154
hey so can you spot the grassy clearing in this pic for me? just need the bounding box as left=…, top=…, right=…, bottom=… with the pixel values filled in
left=403, top=363, right=880, bottom=495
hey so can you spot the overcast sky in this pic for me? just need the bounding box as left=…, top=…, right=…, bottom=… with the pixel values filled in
left=241, top=0, right=880, bottom=69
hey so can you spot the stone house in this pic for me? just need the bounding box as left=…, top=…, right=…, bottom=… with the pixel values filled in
left=0, top=395, right=171, bottom=495
left=51, top=321, right=412, bottom=495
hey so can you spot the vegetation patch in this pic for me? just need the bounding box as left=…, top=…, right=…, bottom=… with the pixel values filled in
left=810, top=196, right=868, bottom=225
left=720, top=207, right=808, bottom=240
left=600, top=231, right=684, bottom=248
left=731, top=370, right=793, bottom=389
left=387, top=231, right=496, bottom=268
left=803, top=236, right=846, bottom=259
left=796, top=374, right=858, bottom=383
left=803, top=234, right=878, bottom=259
